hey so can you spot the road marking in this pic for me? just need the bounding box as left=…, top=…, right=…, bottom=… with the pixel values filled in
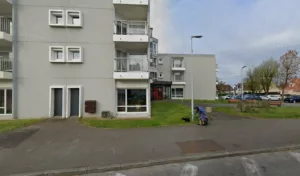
left=180, top=164, right=198, bottom=176
left=241, top=157, right=263, bottom=176
left=289, top=152, right=300, bottom=163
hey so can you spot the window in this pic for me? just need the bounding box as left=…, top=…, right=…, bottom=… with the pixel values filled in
left=66, top=46, right=83, bottom=63
left=150, top=72, right=157, bottom=80
left=117, top=89, right=147, bottom=113
left=49, top=10, right=64, bottom=26
left=173, top=59, right=183, bottom=68
left=171, top=88, right=184, bottom=99
left=49, top=46, right=65, bottom=62
left=173, top=72, right=184, bottom=82
left=0, top=89, right=12, bottom=115
left=66, top=10, right=82, bottom=27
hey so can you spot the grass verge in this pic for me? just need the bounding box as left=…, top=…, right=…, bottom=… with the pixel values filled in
left=180, top=99, right=232, bottom=104
left=214, top=106, right=300, bottom=119
left=0, top=119, right=44, bottom=133
left=80, top=101, right=193, bottom=129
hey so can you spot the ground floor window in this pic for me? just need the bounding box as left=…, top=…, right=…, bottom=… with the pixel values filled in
left=171, top=88, right=184, bottom=99
left=0, top=89, right=12, bottom=115
left=117, top=89, right=147, bottom=112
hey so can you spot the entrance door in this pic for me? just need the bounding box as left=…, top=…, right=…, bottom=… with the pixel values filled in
left=70, top=88, right=80, bottom=117
left=153, top=87, right=163, bottom=100
left=54, top=88, right=63, bottom=116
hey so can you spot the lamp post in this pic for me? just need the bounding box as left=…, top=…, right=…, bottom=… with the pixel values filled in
left=190, top=35, right=202, bottom=121
left=241, top=66, right=247, bottom=100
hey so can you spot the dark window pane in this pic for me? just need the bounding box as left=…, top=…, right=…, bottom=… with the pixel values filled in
left=0, top=89, right=4, bottom=107
left=6, top=89, right=12, bottom=114
left=117, top=89, right=126, bottom=106
left=127, top=89, right=146, bottom=106
left=117, top=107, right=126, bottom=112
left=127, top=107, right=147, bottom=112
left=0, top=108, right=4, bottom=114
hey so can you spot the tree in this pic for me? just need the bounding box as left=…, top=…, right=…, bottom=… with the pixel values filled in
left=256, top=58, right=279, bottom=94
left=244, top=67, right=261, bottom=93
left=274, top=50, right=300, bottom=99
left=216, top=81, right=227, bottom=94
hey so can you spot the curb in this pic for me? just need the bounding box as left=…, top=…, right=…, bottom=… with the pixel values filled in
left=9, top=144, right=300, bottom=176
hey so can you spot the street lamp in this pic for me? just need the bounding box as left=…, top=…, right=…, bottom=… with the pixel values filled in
left=241, top=66, right=247, bottom=100
left=191, top=35, right=203, bottom=54
left=190, top=35, right=202, bottom=121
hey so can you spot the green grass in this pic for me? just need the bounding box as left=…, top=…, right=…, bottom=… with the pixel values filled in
left=214, top=106, right=300, bottom=119
left=80, top=101, right=193, bottom=129
left=0, top=119, right=44, bottom=133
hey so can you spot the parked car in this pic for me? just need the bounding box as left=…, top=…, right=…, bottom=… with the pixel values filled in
left=222, top=95, right=232, bottom=100
left=260, top=95, right=269, bottom=100
left=284, top=96, right=300, bottom=103
left=267, top=94, right=281, bottom=101
left=244, top=94, right=262, bottom=100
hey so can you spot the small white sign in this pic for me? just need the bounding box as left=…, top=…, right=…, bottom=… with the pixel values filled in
left=180, top=164, right=198, bottom=176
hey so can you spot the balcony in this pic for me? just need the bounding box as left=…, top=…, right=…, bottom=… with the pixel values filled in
left=113, top=0, right=148, bottom=21
left=113, top=57, right=149, bottom=79
left=172, top=61, right=186, bottom=71
left=172, top=74, right=185, bottom=85
left=113, top=20, right=148, bottom=49
left=0, top=57, right=12, bottom=79
left=0, top=17, right=12, bottom=48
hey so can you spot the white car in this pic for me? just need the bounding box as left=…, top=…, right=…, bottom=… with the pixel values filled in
left=267, top=95, right=281, bottom=101
left=260, top=95, right=269, bottom=100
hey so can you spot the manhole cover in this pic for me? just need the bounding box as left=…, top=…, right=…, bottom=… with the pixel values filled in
left=176, top=140, right=224, bottom=154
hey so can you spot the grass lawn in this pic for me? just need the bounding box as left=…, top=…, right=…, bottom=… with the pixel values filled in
left=0, top=119, right=44, bottom=133
left=214, top=106, right=300, bottom=119
left=80, top=101, right=193, bottom=129
left=180, top=99, right=231, bottom=104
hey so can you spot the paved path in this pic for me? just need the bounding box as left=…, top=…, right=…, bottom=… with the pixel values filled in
left=1, top=117, right=300, bottom=175
left=84, top=150, right=300, bottom=176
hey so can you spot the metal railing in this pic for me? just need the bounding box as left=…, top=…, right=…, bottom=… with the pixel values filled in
left=172, top=60, right=185, bottom=68
left=0, top=57, right=12, bottom=71
left=0, top=17, right=11, bottom=34
left=115, top=56, right=148, bottom=72
left=114, top=20, right=148, bottom=35
left=173, top=74, right=184, bottom=82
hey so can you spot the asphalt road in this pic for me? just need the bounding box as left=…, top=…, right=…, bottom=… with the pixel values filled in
left=84, top=150, right=300, bottom=176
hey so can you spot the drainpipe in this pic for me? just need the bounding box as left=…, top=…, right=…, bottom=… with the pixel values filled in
left=12, top=0, right=18, bottom=119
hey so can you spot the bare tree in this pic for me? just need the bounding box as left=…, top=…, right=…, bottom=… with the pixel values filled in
left=257, top=58, right=279, bottom=94
left=274, top=50, right=300, bottom=99
left=244, top=67, right=261, bottom=93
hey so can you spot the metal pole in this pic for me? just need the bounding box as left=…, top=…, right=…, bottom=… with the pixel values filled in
left=191, top=37, right=193, bottom=54
left=191, top=72, right=194, bottom=121
left=241, top=69, right=244, bottom=100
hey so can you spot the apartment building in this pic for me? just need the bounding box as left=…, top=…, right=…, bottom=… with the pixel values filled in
left=0, top=0, right=12, bottom=118
left=150, top=52, right=217, bottom=100
left=0, top=0, right=151, bottom=119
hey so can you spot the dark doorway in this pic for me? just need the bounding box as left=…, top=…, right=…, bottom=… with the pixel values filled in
left=70, top=88, right=80, bottom=117
left=54, top=88, right=63, bottom=116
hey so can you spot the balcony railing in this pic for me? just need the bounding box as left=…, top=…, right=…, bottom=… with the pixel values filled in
left=172, top=62, right=185, bottom=68
left=114, top=20, right=148, bottom=35
left=0, top=57, right=12, bottom=71
left=173, top=75, right=184, bottom=82
left=115, top=56, right=148, bottom=72
left=0, top=17, right=11, bottom=34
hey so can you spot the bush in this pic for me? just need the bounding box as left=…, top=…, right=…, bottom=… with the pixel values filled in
left=237, top=100, right=270, bottom=112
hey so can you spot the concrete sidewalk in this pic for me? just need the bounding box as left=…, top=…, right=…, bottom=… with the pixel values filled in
left=1, top=118, right=300, bottom=175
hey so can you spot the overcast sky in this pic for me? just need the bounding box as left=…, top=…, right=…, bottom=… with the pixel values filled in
left=151, top=0, right=300, bottom=85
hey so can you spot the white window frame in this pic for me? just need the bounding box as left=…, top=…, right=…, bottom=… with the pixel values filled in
left=49, top=9, right=65, bottom=27
left=0, top=88, right=12, bottom=115
left=117, top=88, right=149, bottom=114
left=49, top=85, right=66, bottom=118
left=171, top=88, right=184, bottom=99
left=66, top=86, right=82, bottom=118
left=49, top=46, right=65, bottom=63
left=66, top=46, right=83, bottom=63
left=66, top=10, right=82, bottom=27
